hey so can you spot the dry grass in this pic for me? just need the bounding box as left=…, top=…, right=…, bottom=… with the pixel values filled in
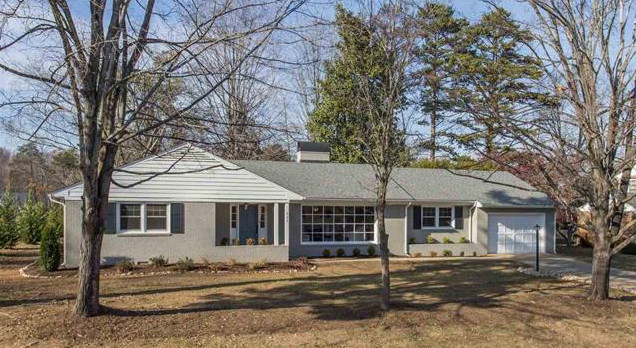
left=558, top=246, right=636, bottom=272
left=1, top=245, right=635, bottom=347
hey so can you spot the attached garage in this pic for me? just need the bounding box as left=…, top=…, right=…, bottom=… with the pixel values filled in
left=487, top=213, right=546, bottom=254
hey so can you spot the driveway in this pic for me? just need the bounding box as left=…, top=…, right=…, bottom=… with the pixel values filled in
left=510, top=253, right=636, bottom=294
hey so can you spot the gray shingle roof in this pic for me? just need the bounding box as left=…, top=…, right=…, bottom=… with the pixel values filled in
left=232, top=160, right=553, bottom=207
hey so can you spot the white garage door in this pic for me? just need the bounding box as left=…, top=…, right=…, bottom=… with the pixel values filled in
left=487, top=214, right=545, bottom=254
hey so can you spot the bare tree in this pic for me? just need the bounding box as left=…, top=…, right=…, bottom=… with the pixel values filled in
left=351, top=1, right=414, bottom=310
left=481, top=0, right=636, bottom=300
left=0, top=0, right=304, bottom=316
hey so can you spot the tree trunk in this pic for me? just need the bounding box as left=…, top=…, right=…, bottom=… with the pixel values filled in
left=589, top=237, right=612, bottom=300
left=376, top=200, right=390, bottom=311
left=429, top=109, right=436, bottom=161
left=75, top=199, right=105, bottom=317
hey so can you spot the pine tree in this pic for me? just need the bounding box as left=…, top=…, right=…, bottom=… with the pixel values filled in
left=413, top=2, right=467, bottom=160
left=0, top=187, right=19, bottom=249
left=307, top=4, right=409, bottom=163
left=17, top=194, right=46, bottom=245
left=39, top=206, right=63, bottom=271
left=452, top=8, right=549, bottom=157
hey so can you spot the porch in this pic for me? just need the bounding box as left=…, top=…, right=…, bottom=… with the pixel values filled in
left=214, top=202, right=290, bottom=247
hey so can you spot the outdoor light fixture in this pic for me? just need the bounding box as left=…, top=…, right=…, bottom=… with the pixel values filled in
left=534, top=224, right=541, bottom=272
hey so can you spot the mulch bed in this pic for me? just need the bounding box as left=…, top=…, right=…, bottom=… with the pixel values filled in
left=21, top=259, right=316, bottom=279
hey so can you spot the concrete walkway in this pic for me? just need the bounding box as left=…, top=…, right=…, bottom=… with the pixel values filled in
left=511, top=254, right=636, bottom=294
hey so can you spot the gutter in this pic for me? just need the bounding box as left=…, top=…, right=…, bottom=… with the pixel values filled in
left=404, top=202, right=411, bottom=255
left=48, top=194, right=67, bottom=267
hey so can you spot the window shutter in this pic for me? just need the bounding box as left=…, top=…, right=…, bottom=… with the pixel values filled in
left=105, top=203, right=116, bottom=234
left=454, top=206, right=464, bottom=229
left=413, top=205, right=421, bottom=229
left=171, top=203, right=184, bottom=234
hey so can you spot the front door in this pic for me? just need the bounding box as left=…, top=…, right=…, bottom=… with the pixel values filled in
left=239, top=204, right=259, bottom=243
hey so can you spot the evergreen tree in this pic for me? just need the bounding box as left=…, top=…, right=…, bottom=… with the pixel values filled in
left=307, top=4, right=409, bottom=163
left=452, top=8, right=550, bottom=157
left=17, top=194, right=46, bottom=245
left=39, top=206, right=63, bottom=271
left=0, top=186, right=19, bottom=249
left=413, top=2, right=467, bottom=160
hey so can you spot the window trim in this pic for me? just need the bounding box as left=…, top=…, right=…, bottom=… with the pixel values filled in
left=116, top=202, right=171, bottom=235
left=300, top=204, right=377, bottom=245
left=420, top=206, right=455, bottom=230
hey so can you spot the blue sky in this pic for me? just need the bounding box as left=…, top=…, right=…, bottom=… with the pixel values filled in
left=0, top=0, right=535, bottom=152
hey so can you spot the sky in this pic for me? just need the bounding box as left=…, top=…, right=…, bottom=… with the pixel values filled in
left=0, top=0, right=536, bottom=152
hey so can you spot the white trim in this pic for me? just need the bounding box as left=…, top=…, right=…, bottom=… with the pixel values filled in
left=258, top=204, right=267, bottom=240
left=273, top=203, right=280, bottom=245
left=487, top=212, right=547, bottom=253
left=229, top=204, right=239, bottom=242
left=299, top=204, right=377, bottom=245
left=284, top=203, right=290, bottom=246
left=420, top=206, right=455, bottom=230
left=116, top=202, right=171, bottom=234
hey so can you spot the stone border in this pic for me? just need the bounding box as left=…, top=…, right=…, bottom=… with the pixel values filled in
left=19, top=262, right=318, bottom=279
left=517, top=267, right=636, bottom=294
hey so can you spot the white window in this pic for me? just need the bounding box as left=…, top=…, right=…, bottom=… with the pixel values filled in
left=146, top=204, right=168, bottom=231
left=421, top=207, right=454, bottom=229
left=302, top=205, right=375, bottom=244
left=118, top=203, right=170, bottom=233
left=120, top=204, right=142, bottom=231
left=230, top=205, right=238, bottom=229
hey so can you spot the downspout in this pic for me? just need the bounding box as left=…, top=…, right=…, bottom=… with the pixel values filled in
left=404, top=202, right=412, bottom=255
left=48, top=194, right=66, bottom=266
left=469, top=201, right=480, bottom=243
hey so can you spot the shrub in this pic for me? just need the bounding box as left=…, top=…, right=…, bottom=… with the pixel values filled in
left=442, top=249, right=452, bottom=257
left=175, top=257, right=195, bottom=272
left=322, top=249, right=331, bottom=257
left=442, top=237, right=453, bottom=244
left=408, top=237, right=416, bottom=244
left=245, top=238, right=255, bottom=246
left=258, top=238, right=268, bottom=245
left=220, top=237, right=229, bottom=246
left=367, top=245, right=376, bottom=256
left=352, top=248, right=361, bottom=257
left=226, top=258, right=238, bottom=266
left=115, top=259, right=134, bottom=273
left=430, top=251, right=438, bottom=257
left=149, top=255, right=169, bottom=267
left=249, top=259, right=268, bottom=270
left=472, top=251, right=477, bottom=257
left=426, top=236, right=437, bottom=244
left=0, top=188, right=19, bottom=249
left=458, top=237, right=469, bottom=244
left=232, top=238, right=240, bottom=246
left=459, top=251, right=465, bottom=257
left=413, top=252, right=422, bottom=258
left=39, top=209, right=63, bottom=272
left=17, top=195, right=46, bottom=245
left=336, top=248, right=345, bottom=257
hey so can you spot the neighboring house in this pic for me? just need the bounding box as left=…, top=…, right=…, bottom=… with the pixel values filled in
left=50, top=143, right=556, bottom=267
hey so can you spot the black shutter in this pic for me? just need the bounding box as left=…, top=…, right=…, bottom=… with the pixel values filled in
left=105, top=203, right=116, bottom=234
left=413, top=205, right=421, bottom=229
left=171, top=203, right=184, bottom=234
left=454, top=206, right=464, bottom=229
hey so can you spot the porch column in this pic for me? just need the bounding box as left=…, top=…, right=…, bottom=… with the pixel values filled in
left=284, top=203, right=290, bottom=246
left=274, top=203, right=280, bottom=245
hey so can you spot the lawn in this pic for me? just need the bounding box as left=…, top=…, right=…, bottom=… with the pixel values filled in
left=1, top=246, right=635, bottom=347
left=557, top=245, right=636, bottom=272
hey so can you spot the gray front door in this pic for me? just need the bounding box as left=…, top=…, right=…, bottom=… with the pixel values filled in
left=239, top=204, right=259, bottom=242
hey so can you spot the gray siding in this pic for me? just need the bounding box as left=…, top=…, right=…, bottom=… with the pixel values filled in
left=288, top=202, right=407, bottom=258
left=64, top=201, right=288, bottom=267
left=407, top=206, right=470, bottom=243
left=476, top=207, right=556, bottom=254
left=215, top=203, right=230, bottom=245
